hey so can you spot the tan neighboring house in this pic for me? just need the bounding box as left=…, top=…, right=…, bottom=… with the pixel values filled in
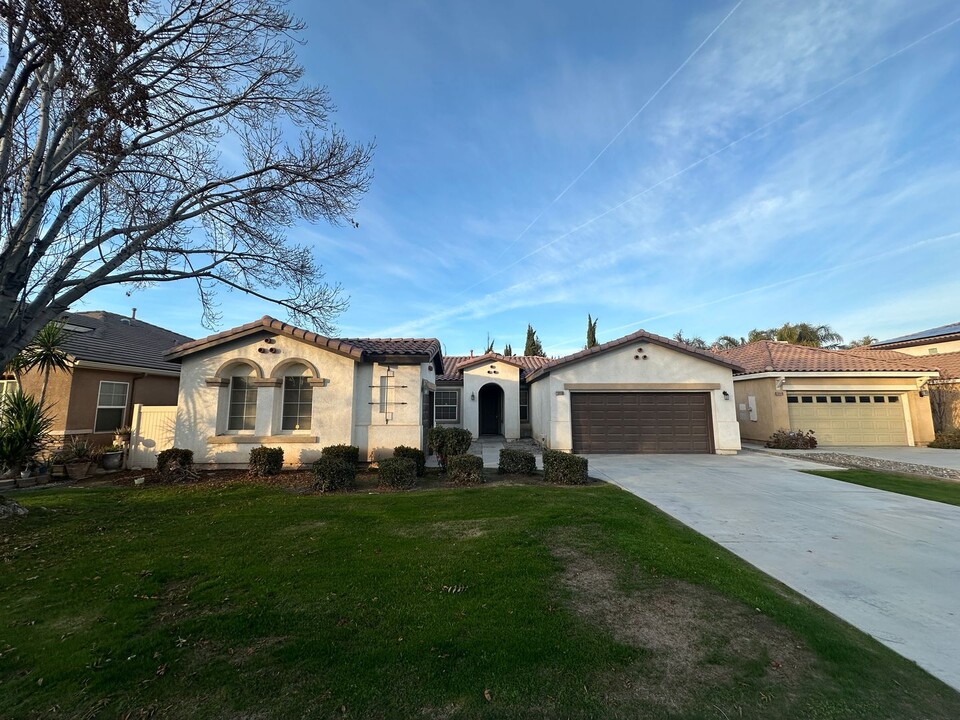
left=0, top=311, right=192, bottom=443
left=872, top=320, right=960, bottom=356
left=718, top=341, right=940, bottom=447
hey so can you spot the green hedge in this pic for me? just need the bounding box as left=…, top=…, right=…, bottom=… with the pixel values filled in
left=312, top=457, right=356, bottom=493
left=498, top=448, right=536, bottom=475
left=321, top=444, right=360, bottom=464
left=428, top=426, right=473, bottom=468
left=929, top=429, right=960, bottom=449
left=393, top=445, right=426, bottom=476
left=379, top=457, right=417, bottom=490
left=248, top=446, right=283, bottom=476
left=542, top=449, right=588, bottom=485
left=447, top=454, right=484, bottom=485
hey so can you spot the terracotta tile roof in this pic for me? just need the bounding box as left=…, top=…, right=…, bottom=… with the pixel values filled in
left=718, top=341, right=941, bottom=375
left=843, top=347, right=960, bottom=381
left=438, top=353, right=551, bottom=382
left=875, top=320, right=960, bottom=349
left=526, top=328, right=742, bottom=383
left=58, top=311, right=192, bottom=374
left=164, top=316, right=441, bottom=367
left=928, top=351, right=960, bottom=381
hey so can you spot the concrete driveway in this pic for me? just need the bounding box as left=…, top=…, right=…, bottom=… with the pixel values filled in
left=587, top=452, right=960, bottom=691
left=774, top=445, right=960, bottom=472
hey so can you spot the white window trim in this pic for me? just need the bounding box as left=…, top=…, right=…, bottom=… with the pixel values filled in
left=226, top=376, right=258, bottom=432
left=280, top=375, right=314, bottom=433
left=94, top=380, right=129, bottom=433
left=435, top=389, right=459, bottom=423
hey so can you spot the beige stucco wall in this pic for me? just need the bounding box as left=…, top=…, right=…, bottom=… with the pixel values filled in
left=461, top=361, right=521, bottom=439
left=529, top=341, right=741, bottom=454
left=732, top=374, right=936, bottom=446
left=892, top=339, right=960, bottom=356
left=174, top=330, right=434, bottom=467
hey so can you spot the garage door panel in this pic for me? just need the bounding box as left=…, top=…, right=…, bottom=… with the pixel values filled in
left=571, top=392, right=713, bottom=454
left=787, top=395, right=907, bottom=446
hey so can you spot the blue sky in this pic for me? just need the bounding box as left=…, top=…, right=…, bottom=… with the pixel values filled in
left=81, top=0, right=960, bottom=355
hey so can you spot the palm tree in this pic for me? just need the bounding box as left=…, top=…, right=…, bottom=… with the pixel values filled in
left=673, top=330, right=708, bottom=349
left=773, top=322, right=843, bottom=348
left=713, top=335, right=747, bottom=349
left=23, top=321, right=71, bottom=408
left=846, top=335, right=877, bottom=348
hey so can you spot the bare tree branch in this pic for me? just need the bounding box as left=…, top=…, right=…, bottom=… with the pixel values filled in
left=0, top=0, right=372, bottom=366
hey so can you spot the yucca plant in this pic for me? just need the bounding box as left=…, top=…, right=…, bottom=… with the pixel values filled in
left=0, top=391, right=54, bottom=473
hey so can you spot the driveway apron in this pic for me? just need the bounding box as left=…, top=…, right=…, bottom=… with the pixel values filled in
left=587, top=452, right=960, bottom=691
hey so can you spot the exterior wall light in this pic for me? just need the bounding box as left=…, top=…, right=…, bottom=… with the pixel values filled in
left=470, top=392, right=476, bottom=401
left=722, top=391, right=730, bottom=399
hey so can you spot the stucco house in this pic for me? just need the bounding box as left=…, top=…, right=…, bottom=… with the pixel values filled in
left=718, top=341, right=940, bottom=446
left=872, top=320, right=960, bottom=356
left=165, top=318, right=744, bottom=466
left=165, top=317, right=442, bottom=466
left=0, top=310, right=190, bottom=443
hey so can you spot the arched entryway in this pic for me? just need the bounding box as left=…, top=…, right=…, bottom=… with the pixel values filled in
left=478, top=383, right=504, bottom=436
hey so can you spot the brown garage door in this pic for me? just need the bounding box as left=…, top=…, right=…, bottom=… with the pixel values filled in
left=571, top=392, right=713, bottom=454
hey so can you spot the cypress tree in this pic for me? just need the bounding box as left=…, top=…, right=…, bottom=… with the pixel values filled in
left=586, top=314, right=598, bottom=349
left=524, top=324, right=545, bottom=357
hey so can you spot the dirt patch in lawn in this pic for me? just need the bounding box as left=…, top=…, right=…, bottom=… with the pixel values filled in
left=552, top=543, right=817, bottom=713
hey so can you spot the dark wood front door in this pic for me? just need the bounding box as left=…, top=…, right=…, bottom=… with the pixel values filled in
left=571, top=392, right=712, bottom=454
left=478, top=384, right=503, bottom=435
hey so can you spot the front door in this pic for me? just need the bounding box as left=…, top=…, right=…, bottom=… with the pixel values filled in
left=478, top=384, right=503, bottom=435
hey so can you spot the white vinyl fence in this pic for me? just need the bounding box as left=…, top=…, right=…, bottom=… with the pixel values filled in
left=128, top=405, right=177, bottom=469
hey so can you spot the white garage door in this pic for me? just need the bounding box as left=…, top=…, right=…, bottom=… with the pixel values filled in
left=787, top=393, right=908, bottom=446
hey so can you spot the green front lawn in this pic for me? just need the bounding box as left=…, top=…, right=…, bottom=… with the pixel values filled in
left=807, top=469, right=960, bottom=507
left=2, top=479, right=958, bottom=719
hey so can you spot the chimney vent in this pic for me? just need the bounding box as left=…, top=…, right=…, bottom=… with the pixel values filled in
left=131, top=307, right=137, bottom=321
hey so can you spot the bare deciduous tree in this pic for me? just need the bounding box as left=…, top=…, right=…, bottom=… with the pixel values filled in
left=0, top=0, right=373, bottom=368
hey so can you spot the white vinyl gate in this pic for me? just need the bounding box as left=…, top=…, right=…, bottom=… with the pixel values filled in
left=128, top=405, right=177, bottom=468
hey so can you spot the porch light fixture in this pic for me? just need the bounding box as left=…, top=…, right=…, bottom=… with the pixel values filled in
left=722, top=391, right=730, bottom=400
left=470, top=392, right=476, bottom=401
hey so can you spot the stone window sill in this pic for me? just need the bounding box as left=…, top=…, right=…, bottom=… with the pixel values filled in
left=207, top=435, right=319, bottom=444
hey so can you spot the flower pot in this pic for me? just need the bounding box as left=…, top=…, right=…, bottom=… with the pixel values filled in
left=20, top=468, right=31, bottom=479
left=65, top=461, right=93, bottom=480
left=101, top=451, right=124, bottom=471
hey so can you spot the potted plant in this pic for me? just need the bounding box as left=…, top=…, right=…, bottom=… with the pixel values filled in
left=114, top=426, right=132, bottom=445
left=101, top=444, right=124, bottom=470
left=64, top=437, right=98, bottom=480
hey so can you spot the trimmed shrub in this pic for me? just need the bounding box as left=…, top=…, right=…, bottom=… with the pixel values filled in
left=542, top=449, right=588, bottom=485
left=498, top=448, right=536, bottom=475
left=378, top=457, right=417, bottom=490
left=248, top=446, right=283, bottom=476
left=393, top=445, right=426, bottom=477
left=312, top=457, right=356, bottom=493
left=447, top=453, right=484, bottom=485
left=929, top=429, right=960, bottom=449
left=321, top=444, right=360, bottom=464
left=765, top=429, right=818, bottom=450
left=156, top=448, right=194, bottom=473
left=428, top=426, right=473, bottom=468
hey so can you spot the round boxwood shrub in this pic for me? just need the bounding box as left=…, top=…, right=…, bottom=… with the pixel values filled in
left=156, top=448, right=194, bottom=474
left=428, top=426, right=473, bottom=468
left=378, top=457, right=417, bottom=490
left=321, top=444, right=360, bottom=464
left=393, top=445, right=426, bottom=476
left=929, top=429, right=960, bottom=449
left=312, top=456, right=356, bottom=493
left=542, top=449, right=588, bottom=485
left=248, top=446, right=283, bottom=476
left=447, top=453, right=484, bottom=485
left=498, top=448, right=536, bottom=475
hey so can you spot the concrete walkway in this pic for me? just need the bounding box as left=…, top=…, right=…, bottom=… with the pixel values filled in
left=426, top=436, right=543, bottom=469
left=587, top=452, right=960, bottom=691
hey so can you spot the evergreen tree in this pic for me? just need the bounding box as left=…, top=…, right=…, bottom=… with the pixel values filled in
left=503, top=344, right=513, bottom=356
left=586, top=314, right=599, bottom=349
left=524, top=324, right=545, bottom=357
left=484, top=333, right=495, bottom=354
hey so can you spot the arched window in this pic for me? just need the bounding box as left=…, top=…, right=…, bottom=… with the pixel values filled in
left=281, top=363, right=313, bottom=430
left=227, top=364, right=258, bottom=431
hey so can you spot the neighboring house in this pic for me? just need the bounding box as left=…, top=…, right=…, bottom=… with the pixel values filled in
left=872, top=321, right=960, bottom=356
left=1, top=311, right=191, bottom=443
left=165, top=316, right=442, bottom=466
left=165, top=319, right=744, bottom=465
left=718, top=341, right=940, bottom=446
